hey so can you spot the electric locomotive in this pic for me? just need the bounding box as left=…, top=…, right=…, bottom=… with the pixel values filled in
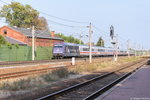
left=53, top=42, right=131, bottom=58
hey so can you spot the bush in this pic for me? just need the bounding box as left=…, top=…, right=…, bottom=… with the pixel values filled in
left=51, top=68, right=69, bottom=78
left=41, top=73, right=55, bottom=82
left=14, top=44, right=19, bottom=48
left=7, top=43, right=12, bottom=49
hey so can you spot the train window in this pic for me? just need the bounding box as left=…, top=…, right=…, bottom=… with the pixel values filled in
left=75, top=46, right=79, bottom=53
left=65, top=46, right=69, bottom=53
left=68, top=46, right=73, bottom=49
left=54, top=45, right=63, bottom=48
left=83, top=48, right=89, bottom=51
left=68, top=46, right=73, bottom=53
left=83, top=48, right=86, bottom=51
left=108, top=50, right=113, bottom=52
left=67, top=46, right=79, bottom=53
left=98, top=49, right=105, bottom=52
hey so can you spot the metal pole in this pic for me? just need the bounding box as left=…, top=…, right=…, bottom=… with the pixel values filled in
left=113, top=44, right=116, bottom=61
left=32, top=26, right=35, bottom=61
left=89, top=23, right=92, bottom=63
left=113, top=35, right=118, bottom=61
left=127, top=40, right=130, bottom=57
left=116, top=34, right=118, bottom=61
left=79, top=34, right=82, bottom=44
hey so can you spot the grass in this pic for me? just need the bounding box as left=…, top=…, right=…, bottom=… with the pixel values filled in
left=0, top=56, right=141, bottom=91
left=71, top=56, right=141, bottom=73
left=0, top=77, right=45, bottom=91
left=0, top=68, right=70, bottom=91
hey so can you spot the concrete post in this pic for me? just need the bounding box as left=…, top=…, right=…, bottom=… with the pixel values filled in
left=72, top=57, right=75, bottom=65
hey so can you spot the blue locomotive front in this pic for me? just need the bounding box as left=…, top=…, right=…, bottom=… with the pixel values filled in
left=53, top=43, right=65, bottom=58
left=53, top=42, right=80, bottom=58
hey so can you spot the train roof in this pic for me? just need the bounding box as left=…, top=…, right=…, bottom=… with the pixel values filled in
left=54, top=42, right=80, bottom=46
left=54, top=42, right=112, bottom=48
left=53, top=42, right=127, bottom=51
left=79, top=45, right=113, bottom=49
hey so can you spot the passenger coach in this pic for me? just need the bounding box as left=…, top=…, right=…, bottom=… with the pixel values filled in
left=53, top=42, right=130, bottom=58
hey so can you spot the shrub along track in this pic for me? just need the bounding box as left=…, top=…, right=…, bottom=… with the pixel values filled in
left=36, top=58, right=148, bottom=100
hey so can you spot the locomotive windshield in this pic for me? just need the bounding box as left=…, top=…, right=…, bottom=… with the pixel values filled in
left=54, top=45, right=63, bottom=48
left=53, top=45, right=63, bottom=54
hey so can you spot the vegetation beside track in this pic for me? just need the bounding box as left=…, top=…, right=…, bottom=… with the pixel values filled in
left=71, top=56, right=141, bottom=73
left=0, top=56, right=142, bottom=98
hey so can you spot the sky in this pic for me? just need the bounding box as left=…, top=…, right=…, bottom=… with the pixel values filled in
left=0, top=0, right=150, bottom=50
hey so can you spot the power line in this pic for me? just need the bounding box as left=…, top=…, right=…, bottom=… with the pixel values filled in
left=0, top=0, right=132, bottom=49
left=49, top=26, right=80, bottom=34
left=93, top=24, right=129, bottom=43
left=93, top=25, right=109, bottom=34
left=40, top=11, right=89, bottom=24
left=92, top=25, right=110, bottom=42
left=92, top=25, right=129, bottom=49
left=47, top=19, right=87, bottom=28
left=0, top=0, right=9, bottom=4
left=0, top=0, right=88, bottom=24
left=0, top=0, right=88, bottom=28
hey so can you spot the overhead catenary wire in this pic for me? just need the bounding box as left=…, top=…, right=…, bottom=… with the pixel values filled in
left=93, top=24, right=128, bottom=42
left=92, top=25, right=112, bottom=45
left=0, top=0, right=88, bottom=24
left=93, top=25, right=110, bottom=40
left=0, top=0, right=89, bottom=46
left=0, top=0, right=88, bottom=28
left=49, top=26, right=86, bottom=36
left=92, top=24, right=129, bottom=49
left=39, top=11, right=89, bottom=24
left=46, top=19, right=87, bottom=28
left=0, top=0, right=139, bottom=49
left=7, top=0, right=89, bottom=24
left=0, top=0, right=9, bottom=4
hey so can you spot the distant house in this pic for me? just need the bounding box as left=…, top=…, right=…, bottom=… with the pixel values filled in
left=0, top=26, right=64, bottom=47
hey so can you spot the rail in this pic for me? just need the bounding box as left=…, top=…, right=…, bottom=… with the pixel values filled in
left=36, top=59, right=148, bottom=100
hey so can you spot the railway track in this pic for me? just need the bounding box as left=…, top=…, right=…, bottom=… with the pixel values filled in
left=36, top=59, right=148, bottom=100
left=0, top=65, right=69, bottom=80
left=0, top=57, right=114, bottom=80
left=84, top=71, right=136, bottom=100
left=0, top=56, right=121, bottom=67
left=0, top=59, right=70, bottom=67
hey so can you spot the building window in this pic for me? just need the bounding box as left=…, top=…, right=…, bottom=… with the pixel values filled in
left=3, top=29, right=7, bottom=34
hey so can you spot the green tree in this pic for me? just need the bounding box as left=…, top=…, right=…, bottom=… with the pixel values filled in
left=0, top=2, right=48, bottom=30
left=56, top=33, right=84, bottom=44
left=0, top=35, right=7, bottom=44
left=34, top=17, right=49, bottom=30
left=96, top=37, right=104, bottom=47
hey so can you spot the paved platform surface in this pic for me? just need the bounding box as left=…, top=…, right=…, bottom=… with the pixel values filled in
left=96, top=65, right=150, bottom=100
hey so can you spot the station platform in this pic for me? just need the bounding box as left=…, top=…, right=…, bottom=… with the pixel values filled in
left=96, top=65, right=150, bottom=100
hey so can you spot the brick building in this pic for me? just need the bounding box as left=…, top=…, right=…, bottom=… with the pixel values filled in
left=0, top=26, right=64, bottom=46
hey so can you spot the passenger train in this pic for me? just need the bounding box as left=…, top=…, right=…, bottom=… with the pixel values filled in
left=53, top=42, right=133, bottom=58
